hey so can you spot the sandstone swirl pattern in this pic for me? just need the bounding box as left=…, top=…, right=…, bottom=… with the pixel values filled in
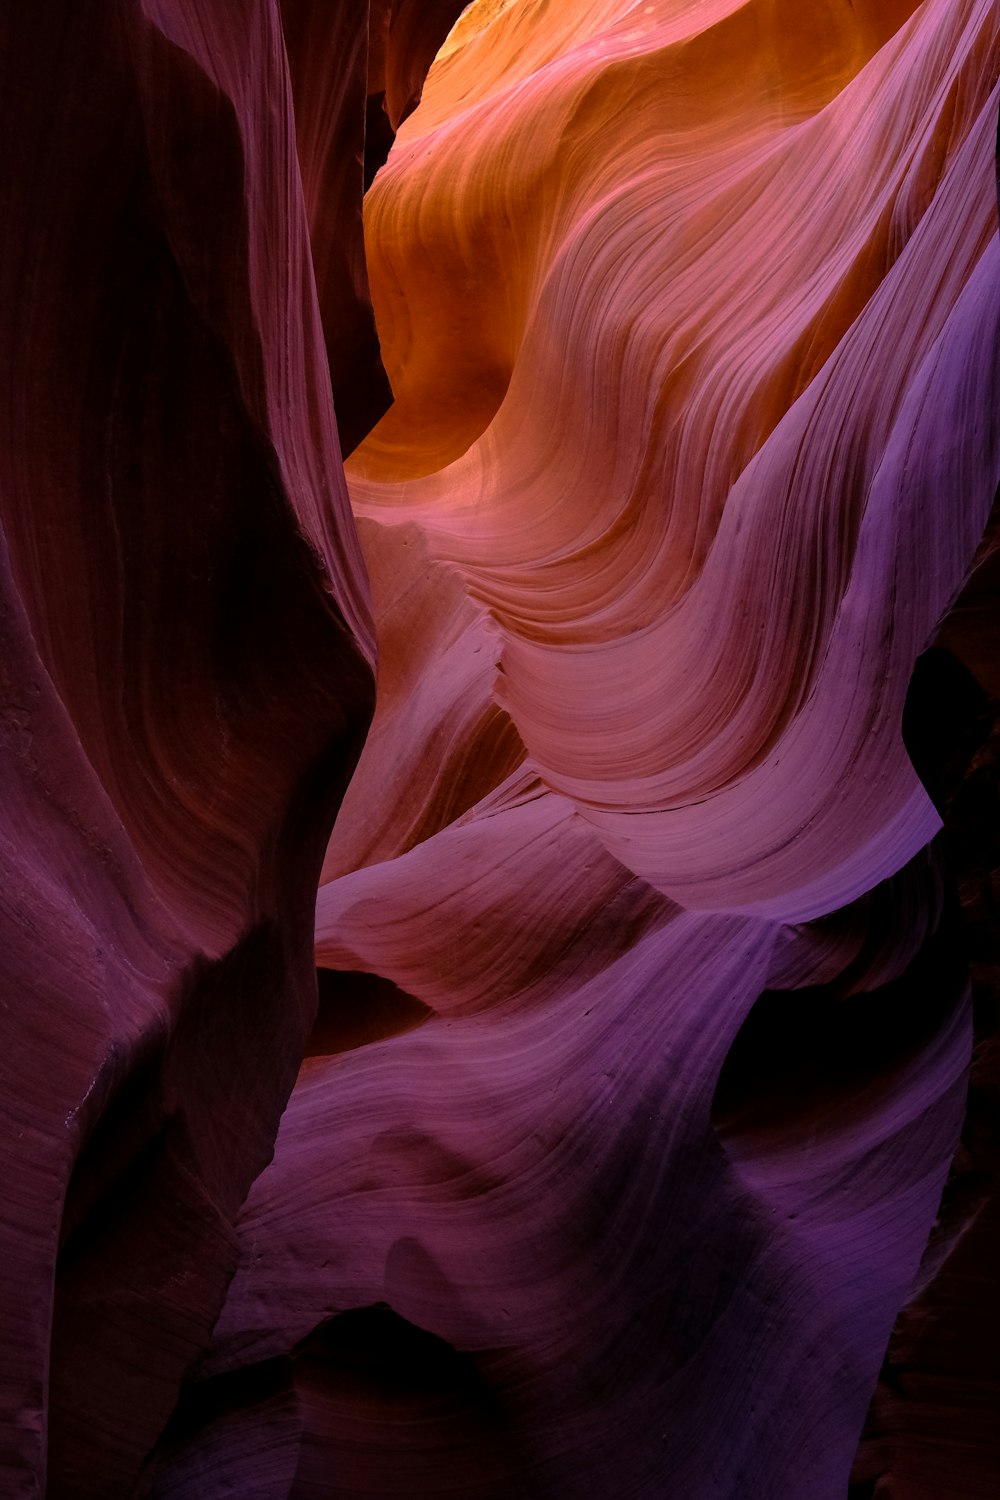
left=0, top=2, right=377, bottom=1494
left=187, top=2, right=1000, bottom=1498
left=1, top=1, right=997, bottom=1496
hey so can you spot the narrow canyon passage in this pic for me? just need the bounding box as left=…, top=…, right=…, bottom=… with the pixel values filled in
left=1, top=3, right=998, bottom=1497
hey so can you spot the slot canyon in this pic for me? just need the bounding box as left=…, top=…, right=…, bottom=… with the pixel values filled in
left=1, top=2, right=999, bottom=1495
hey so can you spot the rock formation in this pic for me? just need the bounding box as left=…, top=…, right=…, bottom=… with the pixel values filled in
left=1, top=1, right=998, bottom=1496
left=0, top=2, right=375, bottom=1494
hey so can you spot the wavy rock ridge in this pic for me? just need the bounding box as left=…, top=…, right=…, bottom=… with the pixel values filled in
left=200, top=2, right=1000, bottom=1497
left=0, top=2, right=376, bottom=1494
left=1, top=1, right=998, bottom=1496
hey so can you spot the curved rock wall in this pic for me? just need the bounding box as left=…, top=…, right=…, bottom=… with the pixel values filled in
left=2, top=2, right=998, bottom=1496
left=0, top=3, right=375, bottom=1494
left=201, top=2, right=1000, bottom=1496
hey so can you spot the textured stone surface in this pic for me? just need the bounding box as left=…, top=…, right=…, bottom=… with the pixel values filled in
left=2, top=1, right=998, bottom=1496
left=199, top=2, right=999, bottom=1495
left=0, top=2, right=375, bottom=1494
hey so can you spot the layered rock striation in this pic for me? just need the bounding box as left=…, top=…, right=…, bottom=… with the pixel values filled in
left=198, top=1, right=1000, bottom=1496
left=2, top=1, right=998, bottom=1496
left=1, top=2, right=376, bottom=1494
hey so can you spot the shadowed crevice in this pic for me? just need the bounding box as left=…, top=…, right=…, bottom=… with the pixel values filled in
left=849, top=500, right=1000, bottom=1497
left=712, top=874, right=965, bottom=1163
left=305, top=969, right=433, bottom=1057
left=291, top=1304, right=520, bottom=1498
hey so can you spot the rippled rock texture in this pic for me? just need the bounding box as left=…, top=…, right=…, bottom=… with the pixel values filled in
left=3, top=1, right=999, bottom=1497
left=0, top=2, right=376, bottom=1494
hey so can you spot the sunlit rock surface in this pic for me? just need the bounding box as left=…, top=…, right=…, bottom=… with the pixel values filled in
left=202, top=1, right=999, bottom=1496
left=2, top=1, right=998, bottom=1496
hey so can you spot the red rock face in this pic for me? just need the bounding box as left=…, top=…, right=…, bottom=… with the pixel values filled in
left=2, top=2, right=999, bottom=1497
left=0, top=2, right=375, bottom=1494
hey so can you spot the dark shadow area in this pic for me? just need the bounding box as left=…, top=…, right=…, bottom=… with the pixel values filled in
left=305, top=969, right=432, bottom=1057
left=711, top=957, right=961, bottom=1156
left=157, top=1355, right=296, bottom=1442
left=147, top=1304, right=534, bottom=1497
left=713, top=882, right=964, bottom=1152
left=295, top=1303, right=487, bottom=1399
left=850, top=520, right=1000, bottom=1498
left=902, top=646, right=994, bottom=809
left=57, top=1046, right=164, bottom=1252
left=381, top=1, right=470, bottom=131
left=143, top=1355, right=301, bottom=1498
left=291, top=1304, right=520, bottom=1498
left=48, top=924, right=312, bottom=1498
left=364, top=92, right=397, bottom=191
